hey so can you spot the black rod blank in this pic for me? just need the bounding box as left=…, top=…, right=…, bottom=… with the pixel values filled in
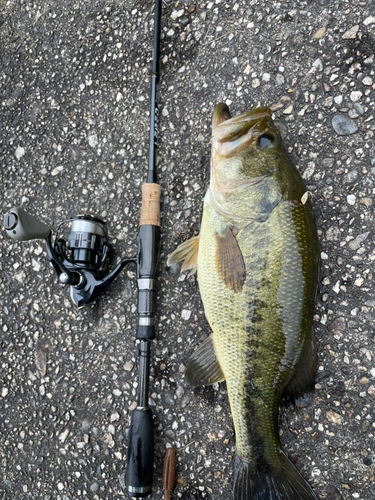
left=147, top=0, right=162, bottom=183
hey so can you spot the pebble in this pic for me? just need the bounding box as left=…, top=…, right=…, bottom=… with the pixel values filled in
left=354, top=102, right=364, bottom=115
left=347, top=194, right=356, bottom=205
left=342, top=25, right=359, bottom=39
left=348, top=109, right=359, bottom=119
left=176, top=386, right=185, bottom=398
left=358, top=198, right=372, bottom=207
left=302, top=162, right=315, bottom=179
left=103, top=432, right=115, bottom=448
left=283, top=105, right=293, bottom=115
left=181, top=309, right=191, bottom=320
left=88, top=134, right=98, bottom=148
left=312, top=58, right=323, bottom=72
left=110, top=412, right=120, bottom=422
left=252, top=78, right=260, bottom=89
left=362, top=77, right=373, bottom=86
left=276, top=74, right=285, bottom=85
left=312, top=28, right=326, bottom=39
left=15, top=146, right=25, bottom=159
left=164, top=391, right=175, bottom=406
left=90, top=482, right=99, bottom=492
left=343, top=170, right=358, bottom=185
left=348, top=232, right=369, bottom=251
left=326, top=410, right=342, bottom=425
left=59, top=429, right=69, bottom=443
left=326, top=226, right=340, bottom=241
left=350, top=91, right=363, bottom=102
left=332, top=115, right=358, bottom=135
left=363, top=16, right=375, bottom=25
left=171, top=9, right=184, bottom=20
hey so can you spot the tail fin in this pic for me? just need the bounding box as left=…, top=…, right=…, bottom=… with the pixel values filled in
left=233, top=453, right=318, bottom=500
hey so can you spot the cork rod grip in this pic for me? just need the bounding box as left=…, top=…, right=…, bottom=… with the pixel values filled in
left=139, top=183, right=161, bottom=227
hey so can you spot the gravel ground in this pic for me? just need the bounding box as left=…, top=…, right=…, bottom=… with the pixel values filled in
left=1, top=0, right=375, bottom=499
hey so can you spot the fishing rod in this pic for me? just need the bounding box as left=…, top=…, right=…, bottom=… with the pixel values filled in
left=3, top=0, right=163, bottom=496
left=125, top=0, right=162, bottom=496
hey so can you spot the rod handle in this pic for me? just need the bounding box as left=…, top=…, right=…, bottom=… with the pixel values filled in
left=126, top=407, right=154, bottom=498
left=139, top=183, right=161, bottom=227
left=4, top=207, right=51, bottom=241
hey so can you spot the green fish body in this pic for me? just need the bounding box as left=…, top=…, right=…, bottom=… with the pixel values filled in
left=168, top=104, right=320, bottom=500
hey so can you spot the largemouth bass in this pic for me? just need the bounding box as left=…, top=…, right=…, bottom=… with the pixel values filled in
left=168, top=103, right=320, bottom=500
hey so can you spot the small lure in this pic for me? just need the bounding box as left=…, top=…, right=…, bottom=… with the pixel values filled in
left=162, top=447, right=176, bottom=500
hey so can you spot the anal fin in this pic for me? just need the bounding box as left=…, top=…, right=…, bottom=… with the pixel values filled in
left=167, top=235, right=199, bottom=275
left=185, top=335, right=225, bottom=387
left=282, top=328, right=317, bottom=407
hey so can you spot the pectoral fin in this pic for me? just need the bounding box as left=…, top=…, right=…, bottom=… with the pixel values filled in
left=215, top=226, right=246, bottom=293
left=185, top=335, right=225, bottom=387
left=167, top=235, right=199, bottom=275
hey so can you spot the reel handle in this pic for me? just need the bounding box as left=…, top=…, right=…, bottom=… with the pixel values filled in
left=4, top=207, right=51, bottom=241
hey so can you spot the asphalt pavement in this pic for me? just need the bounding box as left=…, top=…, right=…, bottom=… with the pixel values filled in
left=1, top=0, right=375, bottom=499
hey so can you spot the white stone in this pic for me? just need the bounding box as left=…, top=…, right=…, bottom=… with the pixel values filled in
left=51, top=166, right=63, bottom=176
left=88, top=134, right=98, bottom=148
left=363, top=77, right=373, bottom=86
left=252, top=78, right=260, bottom=88
left=15, top=146, right=25, bottom=159
left=347, top=194, right=356, bottom=205
left=302, top=163, right=315, bottom=179
left=354, top=277, right=364, bottom=287
left=342, top=25, right=359, bottom=39
left=334, top=95, right=343, bottom=105
left=59, top=429, right=69, bottom=443
left=350, top=91, right=363, bottom=102
left=171, top=9, right=184, bottom=20
left=312, top=58, right=323, bottom=72
left=364, top=16, right=375, bottom=25
left=181, top=309, right=191, bottom=321
left=283, top=105, right=293, bottom=115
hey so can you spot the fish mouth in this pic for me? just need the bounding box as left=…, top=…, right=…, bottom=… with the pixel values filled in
left=211, top=104, right=274, bottom=163
left=212, top=104, right=272, bottom=142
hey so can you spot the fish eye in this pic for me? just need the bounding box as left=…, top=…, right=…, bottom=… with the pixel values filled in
left=257, top=133, right=275, bottom=149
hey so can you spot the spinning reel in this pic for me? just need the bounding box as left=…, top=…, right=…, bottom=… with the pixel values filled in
left=4, top=207, right=136, bottom=308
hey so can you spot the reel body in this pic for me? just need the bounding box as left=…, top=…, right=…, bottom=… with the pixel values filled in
left=4, top=207, right=136, bottom=308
